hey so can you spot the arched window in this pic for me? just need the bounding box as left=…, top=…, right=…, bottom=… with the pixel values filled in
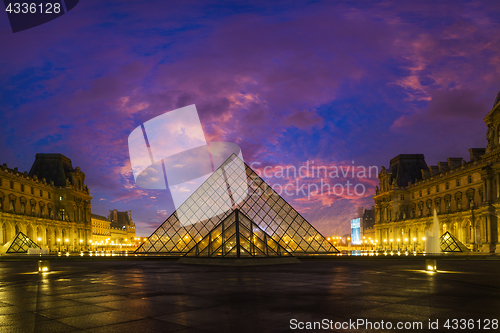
left=2, top=223, right=7, bottom=244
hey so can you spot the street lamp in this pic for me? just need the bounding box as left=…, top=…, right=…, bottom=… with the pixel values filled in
left=79, top=239, right=83, bottom=252
left=57, top=238, right=61, bottom=252
left=65, top=239, right=69, bottom=253
left=390, top=239, right=393, bottom=251
left=422, top=237, right=426, bottom=253
left=397, top=238, right=400, bottom=251
left=404, top=238, right=408, bottom=251
left=412, top=237, right=416, bottom=252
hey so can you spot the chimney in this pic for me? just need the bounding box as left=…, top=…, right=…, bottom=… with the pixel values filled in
left=469, top=148, right=486, bottom=162
left=421, top=169, right=431, bottom=179
left=447, top=158, right=463, bottom=169
left=437, top=162, right=449, bottom=173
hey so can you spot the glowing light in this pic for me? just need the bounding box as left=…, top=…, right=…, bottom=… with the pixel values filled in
left=426, top=259, right=437, bottom=272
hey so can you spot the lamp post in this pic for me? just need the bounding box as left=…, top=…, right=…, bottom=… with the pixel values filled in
left=79, top=239, right=83, bottom=252
left=422, top=237, right=426, bottom=253
left=65, top=239, right=69, bottom=253
left=412, top=237, right=416, bottom=252
left=390, top=239, right=393, bottom=251
left=397, top=238, right=400, bottom=251
left=404, top=238, right=408, bottom=251
left=383, top=239, right=387, bottom=251
left=57, top=238, right=61, bottom=252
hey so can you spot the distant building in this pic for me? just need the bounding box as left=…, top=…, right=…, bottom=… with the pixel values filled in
left=109, top=209, right=136, bottom=244
left=350, top=218, right=361, bottom=245
left=374, top=91, right=500, bottom=253
left=361, top=208, right=375, bottom=241
left=90, top=210, right=136, bottom=249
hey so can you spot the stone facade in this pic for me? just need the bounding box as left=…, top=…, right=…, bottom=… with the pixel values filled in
left=0, top=154, right=92, bottom=252
left=90, top=213, right=111, bottom=245
left=374, top=94, right=500, bottom=253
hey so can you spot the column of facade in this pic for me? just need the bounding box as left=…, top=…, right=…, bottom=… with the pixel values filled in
left=487, top=178, right=493, bottom=202
left=484, top=179, right=488, bottom=203
left=496, top=173, right=500, bottom=199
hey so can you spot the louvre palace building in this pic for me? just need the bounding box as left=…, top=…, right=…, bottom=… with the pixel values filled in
left=374, top=91, right=500, bottom=253
left=0, top=153, right=135, bottom=252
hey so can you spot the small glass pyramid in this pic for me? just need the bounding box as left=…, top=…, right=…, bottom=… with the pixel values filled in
left=440, top=231, right=470, bottom=252
left=136, top=154, right=338, bottom=255
left=0, top=232, right=41, bottom=254
left=185, top=209, right=292, bottom=258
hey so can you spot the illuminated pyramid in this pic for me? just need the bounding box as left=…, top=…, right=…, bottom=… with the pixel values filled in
left=440, top=231, right=470, bottom=252
left=0, top=232, right=41, bottom=254
left=184, top=209, right=292, bottom=258
left=136, top=154, right=338, bottom=255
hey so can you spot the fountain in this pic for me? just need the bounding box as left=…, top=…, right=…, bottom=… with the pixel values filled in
left=425, top=209, right=441, bottom=254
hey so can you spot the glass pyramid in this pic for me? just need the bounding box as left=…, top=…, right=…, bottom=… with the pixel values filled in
left=440, top=231, right=470, bottom=252
left=185, top=209, right=292, bottom=258
left=136, top=154, right=339, bottom=255
left=0, top=232, right=41, bottom=254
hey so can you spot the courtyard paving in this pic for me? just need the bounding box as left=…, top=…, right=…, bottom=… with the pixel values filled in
left=0, top=257, right=499, bottom=332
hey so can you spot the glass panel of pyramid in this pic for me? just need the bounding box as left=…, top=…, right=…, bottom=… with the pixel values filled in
left=0, top=232, right=41, bottom=254
left=137, top=154, right=339, bottom=255
left=440, top=231, right=470, bottom=252
left=185, top=209, right=292, bottom=258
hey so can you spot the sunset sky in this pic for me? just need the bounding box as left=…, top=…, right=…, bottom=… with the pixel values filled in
left=1, top=1, right=500, bottom=237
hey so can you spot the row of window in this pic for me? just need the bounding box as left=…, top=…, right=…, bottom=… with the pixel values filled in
left=384, top=192, right=478, bottom=222
left=401, top=175, right=474, bottom=200
left=0, top=198, right=87, bottom=222
left=0, top=178, right=52, bottom=199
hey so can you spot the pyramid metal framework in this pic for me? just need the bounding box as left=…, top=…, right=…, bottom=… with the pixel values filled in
left=0, top=232, right=41, bottom=254
left=137, top=154, right=339, bottom=255
left=440, top=231, right=470, bottom=252
left=185, top=209, right=292, bottom=258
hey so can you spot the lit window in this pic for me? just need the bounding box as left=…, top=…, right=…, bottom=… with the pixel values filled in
left=59, top=196, right=63, bottom=201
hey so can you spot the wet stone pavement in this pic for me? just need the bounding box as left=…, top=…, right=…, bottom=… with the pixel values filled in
left=0, top=258, right=499, bottom=332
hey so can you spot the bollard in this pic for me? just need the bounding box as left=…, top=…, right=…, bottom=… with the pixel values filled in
left=38, top=260, right=50, bottom=273
left=425, top=259, right=437, bottom=272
